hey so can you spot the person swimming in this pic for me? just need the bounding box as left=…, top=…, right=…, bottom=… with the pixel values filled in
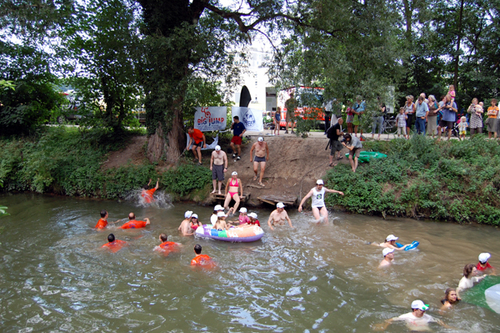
left=95, top=210, right=108, bottom=229
left=101, top=233, right=127, bottom=253
left=439, top=288, right=459, bottom=313
left=191, top=244, right=215, bottom=268
left=154, top=233, right=182, bottom=254
left=370, top=234, right=411, bottom=250
left=120, top=212, right=151, bottom=229
left=267, top=202, right=293, bottom=231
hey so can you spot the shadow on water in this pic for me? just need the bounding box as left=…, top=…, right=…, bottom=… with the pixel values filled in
left=0, top=193, right=499, bottom=332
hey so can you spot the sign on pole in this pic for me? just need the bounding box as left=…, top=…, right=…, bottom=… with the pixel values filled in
left=194, top=107, right=227, bottom=131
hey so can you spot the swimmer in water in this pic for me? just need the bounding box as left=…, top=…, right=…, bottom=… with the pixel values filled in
left=154, top=233, right=182, bottom=254
left=457, top=263, right=487, bottom=299
left=190, top=214, right=202, bottom=231
left=210, top=205, right=224, bottom=227
left=120, top=212, right=151, bottom=229
left=477, top=252, right=496, bottom=275
left=101, top=233, right=127, bottom=253
left=378, top=248, right=395, bottom=269
left=439, top=288, right=459, bottom=314
left=178, top=211, right=194, bottom=236
left=191, top=244, right=215, bottom=267
left=298, top=179, right=344, bottom=223
left=370, top=234, right=411, bottom=250
left=373, top=300, right=454, bottom=331
left=141, top=178, right=159, bottom=204
left=247, top=212, right=261, bottom=227
left=214, top=211, right=229, bottom=230
left=267, top=202, right=293, bottom=231
left=238, top=207, right=250, bottom=225
left=95, top=210, right=108, bottom=229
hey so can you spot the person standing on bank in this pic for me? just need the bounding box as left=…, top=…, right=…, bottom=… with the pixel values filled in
left=230, top=116, right=246, bottom=160
left=371, top=103, right=386, bottom=140
left=342, top=133, right=363, bottom=173
left=274, top=107, right=281, bottom=136
left=352, top=96, right=365, bottom=137
left=298, top=179, right=344, bottom=223
left=285, top=92, right=297, bottom=134
left=415, top=95, right=429, bottom=135
left=437, top=95, right=458, bottom=141
left=249, top=137, right=270, bottom=187
left=328, top=118, right=344, bottom=166
left=186, top=126, right=206, bottom=165
left=210, top=145, right=227, bottom=194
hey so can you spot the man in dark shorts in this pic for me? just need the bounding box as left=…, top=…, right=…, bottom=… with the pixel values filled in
left=186, top=126, right=206, bottom=165
left=342, top=133, right=363, bottom=173
left=210, top=145, right=227, bottom=194
left=328, top=118, right=344, bottom=166
left=437, top=95, right=457, bottom=141
left=249, top=137, right=270, bottom=186
left=230, top=116, right=246, bottom=160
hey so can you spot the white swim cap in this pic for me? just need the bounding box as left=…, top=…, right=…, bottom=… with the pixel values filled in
left=232, top=171, right=238, bottom=176
left=479, top=253, right=491, bottom=263
left=184, top=211, right=193, bottom=218
left=191, top=214, right=198, bottom=219
left=239, top=207, right=247, bottom=213
left=382, top=248, right=394, bottom=257
left=316, top=179, right=324, bottom=185
left=258, top=137, right=263, bottom=142
left=276, top=202, right=285, bottom=208
left=215, top=145, right=221, bottom=151
left=214, top=204, right=223, bottom=211
left=386, top=234, right=398, bottom=241
left=248, top=213, right=258, bottom=219
left=217, top=211, right=226, bottom=217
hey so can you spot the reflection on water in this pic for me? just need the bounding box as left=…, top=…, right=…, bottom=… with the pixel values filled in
left=0, top=193, right=499, bottom=332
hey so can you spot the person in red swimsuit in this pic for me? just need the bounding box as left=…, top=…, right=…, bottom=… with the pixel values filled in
left=154, top=233, right=182, bottom=254
left=224, top=171, right=243, bottom=215
left=101, top=234, right=127, bottom=253
left=477, top=253, right=496, bottom=275
left=141, top=178, right=159, bottom=204
left=191, top=244, right=215, bottom=268
left=120, top=212, right=150, bottom=229
left=95, top=210, right=108, bottom=229
left=247, top=212, right=261, bottom=227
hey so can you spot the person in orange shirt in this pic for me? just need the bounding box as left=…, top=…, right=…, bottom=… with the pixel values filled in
left=101, top=233, right=127, bottom=253
left=120, top=212, right=150, bottom=229
left=154, top=233, right=182, bottom=254
left=191, top=244, right=214, bottom=267
left=487, top=98, right=500, bottom=139
left=141, top=178, right=159, bottom=204
left=95, top=210, right=108, bottom=229
left=186, top=126, right=206, bottom=165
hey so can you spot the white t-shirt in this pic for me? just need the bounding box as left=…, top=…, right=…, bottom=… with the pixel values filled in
left=457, top=276, right=481, bottom=292
left=392, top=312, right=437, bottom=331
left=311, top=187, right=326, bottom=208
left=210, top=214, right=217, bottom=226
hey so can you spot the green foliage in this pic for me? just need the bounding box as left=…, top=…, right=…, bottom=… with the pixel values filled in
left=162, top=164, right=212, bottom=197
left=325, top=136, right=500, bottom=225
left=0, top=206, right=8, bottom=217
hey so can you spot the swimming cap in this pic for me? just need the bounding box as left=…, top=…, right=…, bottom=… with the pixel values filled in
left=184, top=211, right=193, bottom=219
left=258, top=137, right=263, bottom=142
left=215, top=145, right=221, bottom=151
left=217, top=211, right=226, bottom=217
left=191, top=214, right=198, bottom=219
left=479, top=253, right=491, bottom=263
left=382, top=248, right=394, bottom=257
left=276, top=202, right=285, bottom=208
left=232, top=171, right=238, bottom=176
left=239, top=207, right=247, bottom=213
left=214, top=204, right=223, bottom=211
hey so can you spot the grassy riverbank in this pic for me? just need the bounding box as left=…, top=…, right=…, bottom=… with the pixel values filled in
left=325, top=135, right=500, bottom=225
left=0, top=127, right=211, bottom=200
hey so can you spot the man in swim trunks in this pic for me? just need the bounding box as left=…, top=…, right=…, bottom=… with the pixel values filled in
left=298, top=179, right=344, bottom=224
left=378, top=248, right=395, bottom=269
left=101, top=233, right=127, bottom=253
left=154, top=233, right=182, bottom=254
left=95, top=210, right=108, bottom=229
left=187, top=126, right=207, bottom=165
left=210, top=145, right=227, bottom=194
left=373, top=300, right=454, bottom=331
left=178, top=210, right=194, bottom=236
left=191, top=244, right=215, bottom=268
left=267, top=202, right=294, bottom=231
left=120, top=212, right=151, bottom=229
left=249, top=137, right=270, bottom=186
left=141, top=178, right=159, bottom=204
left=230, top=116, right=246, bottom=160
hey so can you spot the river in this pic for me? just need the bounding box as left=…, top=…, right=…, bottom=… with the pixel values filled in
left=0, top=193, right=498, bottom=332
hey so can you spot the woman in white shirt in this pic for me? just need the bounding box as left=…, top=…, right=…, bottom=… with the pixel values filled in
left=457, top=263, right=487, bottom=299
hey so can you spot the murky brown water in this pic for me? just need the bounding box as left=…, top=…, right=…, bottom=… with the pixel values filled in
left=0, top=193, right=499, bottom=332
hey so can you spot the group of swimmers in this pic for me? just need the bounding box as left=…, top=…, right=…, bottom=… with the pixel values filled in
left=372, top=233, right=497, bottom=331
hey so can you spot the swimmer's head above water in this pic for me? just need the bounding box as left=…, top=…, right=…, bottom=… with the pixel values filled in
left=194, top=244, right=202, bottom=254
left=100, top=210, right=108, bottom=218
left=128, top=212, right=136, bottom=220
left=107, top=234, right=115, bottom=243
left=159, top=233, right=168, bottom=242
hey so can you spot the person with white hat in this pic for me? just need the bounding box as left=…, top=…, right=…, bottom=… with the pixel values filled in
left=371, top=234, right=411, bottom=251
left=476, top=253, right=496, bottom=275
left=210, top=145, right=227, bottom=194
left=210, top=205, right=224, bottom=226
left=298, top=179, right=344, bottom=224
left=247, top=212, right=261, bottom=227
left=249, top=136, right=270, bottom=186
left=373, top=300, right=454, bottom=331
left=224, top=171, right=243, bottom=216
left=378, top=248, right=395, bottom=268
left=267, top=202, right=293, bottom=231
left=238, top=207, right=250, bottom=225
left=214, top=211, right=229, bottom=230
left=189, top=213, right=202, bottom=231
left=178, top=210, right=194, bottom=236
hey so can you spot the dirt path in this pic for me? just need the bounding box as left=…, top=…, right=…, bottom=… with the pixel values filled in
left=102, top=136, right=147, bottom=170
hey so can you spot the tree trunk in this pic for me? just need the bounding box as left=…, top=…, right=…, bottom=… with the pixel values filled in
left=454, top=0, right=465, bottom=91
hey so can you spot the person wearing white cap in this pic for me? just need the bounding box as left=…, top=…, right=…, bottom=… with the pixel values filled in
left=374, top=300, right=454, bottom=331
left=210, top=205, right=224, bottom=226
left=190, top=213, right=202, bottom=231
left=214, top=211, right=229, bottom=230
left=457, top=263, right=488, bottom=299
left=378, top=248, right=395, bottom=268
left=370, top=234, right=411, bottom=250
left=298, top=179, right=344, bottom=223
left=210, top=145, right=228, bottom=194
left=477, top=253, right=496, bottom=274
left=247, top=212, right=261, bottom=227
left=249, top=137, right=270, bottom=186
left=224, top=171, right=243, bottom=216
left=238, top=207, right=250, bottom=225
left=267, top=202, right=293, bottom=230
left=178, top=211, right=194, bottom=236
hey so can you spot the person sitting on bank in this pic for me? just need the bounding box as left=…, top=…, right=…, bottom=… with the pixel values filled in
left=120, top=212, right=150, bottom=229
left=371, top=234, right=411, bottom=250
left=457, top=263, right=488, bottom=299
left=224, top=171, right=243, bottom=216
left=178, top=211, right=194, bottom=236
left=439, top=288, right=460, bottom=313
left=95, top=210, right=108, bottom=229
left=342, top=133, right=363, bottom=173
left=101, top=233, right=127, bottom=253
left=267, top=202, right=294, bottom=231
left=141, top=178, right=159, bottom=204
left=477, top=252, right=496, bottom=275
left=378, top=248, right=395, bottom=269
left=154, top=233, right=182, bottom=254
left=191, top=244, right=215, bottom=267
left=373, top=300, right=454, bottom=331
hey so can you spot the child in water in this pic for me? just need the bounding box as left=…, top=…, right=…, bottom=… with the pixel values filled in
left=458, top=116, right=468, bottom=140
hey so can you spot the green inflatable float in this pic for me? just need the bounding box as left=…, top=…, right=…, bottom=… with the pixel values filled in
left=461, top=276, right=500, bottom=314
left=344, top=151, right=387, bottom=163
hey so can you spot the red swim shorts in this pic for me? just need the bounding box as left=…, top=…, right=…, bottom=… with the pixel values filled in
left=231, top=136, right=242, bottom=145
